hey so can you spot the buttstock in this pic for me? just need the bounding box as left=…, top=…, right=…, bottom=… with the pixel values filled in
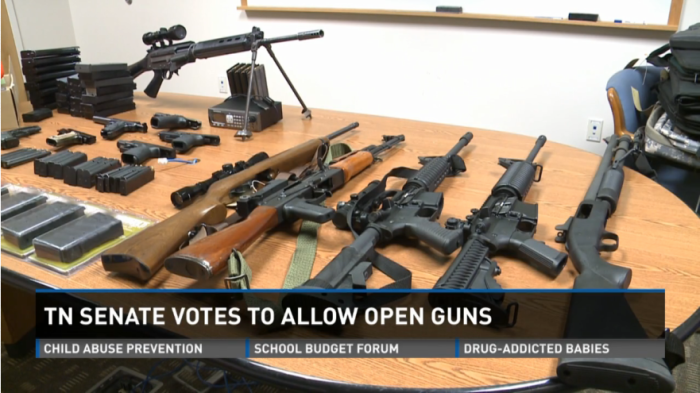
left=127, top=57, right=148, bottom=78
left=164, top=206, right=280, bottom=280
left=101, top=200, right=227, bottom=281
left=330, top=151, right=375, bottom=182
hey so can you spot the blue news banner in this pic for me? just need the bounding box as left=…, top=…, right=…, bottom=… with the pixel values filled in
left=34, top=289, right=666, bottom=359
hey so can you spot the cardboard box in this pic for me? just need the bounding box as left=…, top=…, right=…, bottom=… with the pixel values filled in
left=1, top=74, right=20, bottom=131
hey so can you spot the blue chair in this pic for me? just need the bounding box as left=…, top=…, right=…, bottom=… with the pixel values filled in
left=606, top=66, right=700, bottom=213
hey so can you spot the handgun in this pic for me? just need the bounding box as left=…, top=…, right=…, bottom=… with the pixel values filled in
left=94, top=116, right=148, bottom=140
left=46, top=129, right=97, bottom=149
left=1, top=126, right=41, bottom=150
left=157, top=131, right=220, bottom=153
left=117, top=140, right=177, bottom=165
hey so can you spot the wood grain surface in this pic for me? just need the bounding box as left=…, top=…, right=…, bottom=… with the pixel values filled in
left=2, top=92, right=699, bottom=389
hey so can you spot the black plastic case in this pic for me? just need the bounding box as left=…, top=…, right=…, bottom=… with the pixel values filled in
left=33, top=213, right=124, bottom=262
left=1, top=202, right=85, bottom=249
left=0, top=192, right=47, bottom=220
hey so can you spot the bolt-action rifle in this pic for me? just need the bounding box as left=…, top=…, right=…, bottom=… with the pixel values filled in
left=101, top=123, right=359, bottom=281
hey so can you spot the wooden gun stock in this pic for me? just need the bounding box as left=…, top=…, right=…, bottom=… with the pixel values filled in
left=162, top=150, right=379, bottom=281
left=330, top=151, right=375, bottom=182
left=101, top=137, right=329, bottom=281
left=164, top=206, right=279, bottom=280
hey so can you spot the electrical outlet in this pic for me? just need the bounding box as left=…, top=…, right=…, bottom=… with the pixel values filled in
left=587, top=119, right=603, bottom=142
left=218, top=76, right=228, bottom=94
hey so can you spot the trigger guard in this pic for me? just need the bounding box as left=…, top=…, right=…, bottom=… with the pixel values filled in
left=599, top=231, right=619, bottom=252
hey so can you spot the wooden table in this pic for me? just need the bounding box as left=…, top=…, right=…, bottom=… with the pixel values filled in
left=2, top=92, right=699, bottom=389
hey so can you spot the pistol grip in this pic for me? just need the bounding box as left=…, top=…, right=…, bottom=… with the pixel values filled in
left=516, top=238, right=568, bottom=278
left=283, top=199, right=335, bottom=223
left=406, top=221, right=463, bottom=255
left=145, top=71, right=164, bottom=98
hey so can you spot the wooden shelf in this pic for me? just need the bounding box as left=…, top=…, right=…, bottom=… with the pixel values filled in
left=238, top=6, right=678, bottom=33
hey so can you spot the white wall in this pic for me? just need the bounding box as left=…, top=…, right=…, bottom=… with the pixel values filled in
left=8, top=0, right=76, bottom=51
left=14, top=0, right=696, bottom=155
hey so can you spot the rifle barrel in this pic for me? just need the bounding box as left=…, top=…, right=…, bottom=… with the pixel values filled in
left=525, top=135, right=547, bottom=163
left=447, top=132, right=474, bottom=156
left=261, top=30, right=324, bottom=45
left=365, top=135, right=405, bottom=156
left=326, top=122, right=359, bottom=140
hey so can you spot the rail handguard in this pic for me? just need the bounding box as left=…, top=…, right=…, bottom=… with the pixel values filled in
left=430, top=135, right=567, bottom=328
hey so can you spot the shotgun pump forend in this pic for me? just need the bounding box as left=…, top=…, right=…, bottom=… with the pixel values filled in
left=170, top=152, right=270, bottom=209
left=163, top=133, right=404, bottom=280
left=430, top=135, right=567, bottom=328
left=283, top=133, right=472, bottom=310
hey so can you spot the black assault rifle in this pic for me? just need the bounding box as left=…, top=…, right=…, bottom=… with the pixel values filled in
left=128, top=25, right=324, bottom=140
left=430, top=136, right=568, bottom=328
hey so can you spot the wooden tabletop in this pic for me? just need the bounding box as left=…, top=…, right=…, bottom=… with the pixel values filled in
left=2, top=92, right=699, bottom=389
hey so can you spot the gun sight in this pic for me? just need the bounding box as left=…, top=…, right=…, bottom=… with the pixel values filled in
left=143, top=25, right=187, bottom=46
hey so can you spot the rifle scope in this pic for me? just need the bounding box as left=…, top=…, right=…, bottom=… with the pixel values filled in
left=143, top=25, right=187, bottom=45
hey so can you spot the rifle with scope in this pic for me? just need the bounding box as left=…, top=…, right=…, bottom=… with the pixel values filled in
left=430, top=135, right=568, bottom=328
left=101, top=123, right=359, bottom=281
left=282, top=133, right=473, bottom=311
left=163, top=134, right=405, bottom=280
left=129, top=25, right=323, bottom=140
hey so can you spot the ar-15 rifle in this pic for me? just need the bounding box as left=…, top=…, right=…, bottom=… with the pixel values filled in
left=129, top=25, right=323, bottom=140
left=282, top=133, right=473, bottom=310
left=101, top=122, right=359, bottom=281
left=554, top=134, right=677, bottom=392
left=430, top=136, right=568, bottom=328
left=163, top=135, right=405, bottom=280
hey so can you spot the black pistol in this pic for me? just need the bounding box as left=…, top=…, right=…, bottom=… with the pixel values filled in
left=117, top=140, right=176, bottom=164
left=150, top=113, right=201, bottom=130
left=46, top=129, right=97, bottom=149
left=157, top=131, right=219, bottom=153
left=1, top=126, right=41, bottom=150
left=94, top=116, right=148, bottom=140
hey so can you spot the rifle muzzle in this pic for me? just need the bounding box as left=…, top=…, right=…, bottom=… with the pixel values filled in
left=298, top=30, right=324, bottom=40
